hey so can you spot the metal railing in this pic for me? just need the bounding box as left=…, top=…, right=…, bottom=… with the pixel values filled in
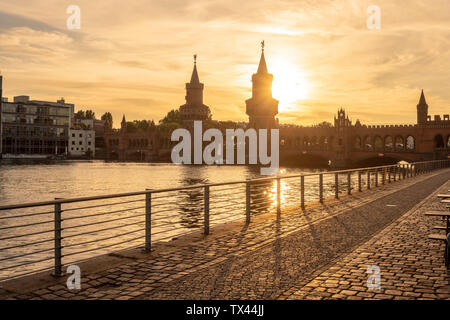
left=0, top=159, right=449, bottom=281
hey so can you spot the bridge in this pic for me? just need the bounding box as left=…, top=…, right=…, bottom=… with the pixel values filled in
left=279, top=106, right=450, bottom=168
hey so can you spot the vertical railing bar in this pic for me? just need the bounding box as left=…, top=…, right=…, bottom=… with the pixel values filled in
left=319, top=173, right=323, bottom=203
left=276, top=177, right=281, bottom=214
left=246, top=180, right=251, bottom=224
left=53, top=198, right=62, bottom=277
left=204, top=186, right=210, bottom=235
left=301, top=175, right=305, bottom=209
left=347, top=172, right=351, bottom=195
left=335, top=173, right=339, bottom=199
left=358, top=170, right=362, bottom=192
left=145, top=190, right=152, bottom=252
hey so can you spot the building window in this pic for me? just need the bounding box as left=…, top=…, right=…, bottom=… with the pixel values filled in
left=79, top=134, right=82, bottom=138
left=72, top=141, right=75, bottom=145
left=79, top=141, right=82, bottom=145
left=72, top=133, right=75, bottom=137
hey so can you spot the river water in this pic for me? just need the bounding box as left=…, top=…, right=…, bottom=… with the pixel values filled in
left=0, top=161, right=372, bottom=280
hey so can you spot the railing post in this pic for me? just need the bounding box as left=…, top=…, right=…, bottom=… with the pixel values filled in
left=276, top=177, right=281, bottom=214
left=53, top=199, right=62, bottom=277
left=358, top=171, right=362, bottom=192
left=367, top=170, right=371, bottom=189
left=347, top=172, right=351, bottom=195
left=388, top=167, right=391, bottom=183
left=335, top=173, right=339, bottom=199
left=319, top=173, right=323, bottom=203
left=145, top=190, right=152, bottom=252
left=246, top=181, right=251, bottom=224
left=300, top=175, right=305, bottom=210
left=375, top=169, right=378, bottom=187
left=382, top=168, right=386, bottom=185
left=393, top=166, right=397, bottom=181
left=402, top=165, right=406, bottom=179
left=204, top=185, right=210, bottom=235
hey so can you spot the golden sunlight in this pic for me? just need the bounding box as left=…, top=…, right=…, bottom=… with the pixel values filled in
left=271, top=59, right=310, bottom=112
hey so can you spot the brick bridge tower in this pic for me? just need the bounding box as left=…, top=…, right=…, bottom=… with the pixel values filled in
left=246, top=41, right=279, bottom=129
left=417, top=89, right=429, bottom=125
left=179, top=55, right=211, bottom=130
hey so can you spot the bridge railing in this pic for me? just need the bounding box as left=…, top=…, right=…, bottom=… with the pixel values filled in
left=0, top=159, right=449, bottom=281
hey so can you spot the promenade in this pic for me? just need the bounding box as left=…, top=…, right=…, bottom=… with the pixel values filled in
left=1, top=168, right=449, bottom=300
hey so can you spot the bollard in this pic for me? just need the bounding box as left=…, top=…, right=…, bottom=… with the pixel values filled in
left=145, top=190, right=152, bottom=252
left=382, top=168, right=386, bottom=185
left=246, top=181, right=251, bottom=224
left=393, top=166, right=397, bottom=181
left=276, top=177, right=281, bottom=214
left=367, top=171, right=371, bottom=189
left=319, top=174, right=323, bottom=203
left=204, top=186, right=210, bottom=235
left=53, top=199, right=62, bottom=277
left=300, top=175, right=305, bottom=210
left=335, top=173, right=339, bottom=199
left=388, top=167, right=391, bottom=183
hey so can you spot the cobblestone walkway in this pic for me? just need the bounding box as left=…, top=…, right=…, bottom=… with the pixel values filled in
left=285, top=176, right=450, bottom=300
left=1, top=169, right=449, bottom=300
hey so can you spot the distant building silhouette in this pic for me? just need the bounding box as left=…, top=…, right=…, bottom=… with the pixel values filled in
left=179, top=55, right=211, bottom=130
left=245, top=42, right=279, bottom=129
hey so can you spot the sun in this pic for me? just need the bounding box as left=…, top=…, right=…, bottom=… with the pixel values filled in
left=271, top=59, right=310, bottom=112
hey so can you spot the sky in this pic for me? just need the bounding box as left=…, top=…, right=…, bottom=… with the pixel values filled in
left=0, top=0, right=449, bottom=127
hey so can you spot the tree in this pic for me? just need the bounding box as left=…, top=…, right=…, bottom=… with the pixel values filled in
left=85, top=110, right=96, bottom=120
left=74, top=110, right=85, bottom=119
left=101, top=112, right=113, bottom=128
left=317, top=121, right=333, bottom=128
left=159, top=109, right=181, bottom=125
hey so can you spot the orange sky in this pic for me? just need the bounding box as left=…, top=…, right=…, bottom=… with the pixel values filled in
left=0, top=0, right=449, bottom=127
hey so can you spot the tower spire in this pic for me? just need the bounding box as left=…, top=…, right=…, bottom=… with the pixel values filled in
left=418, top=89, right=427, bottom=105
left=190, top=54, right=200, bottom=84
left=257, top=40, right=268, bottom=74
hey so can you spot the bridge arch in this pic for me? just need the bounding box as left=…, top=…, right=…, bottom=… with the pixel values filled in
left=395, top=135, right=404, bottom=151
left=434, top=134, right=445, bottom=148
left=303, top=136, right=310, bottom=148
left=364, top=136, right=372, bottom=151
left=319, top=136, right=326, bottom=150
left=311, top=136, right=318, bottom=149
left=354, top=136, right=362, bottom=150
left=384, top=135, right=393, bottom=151
left=374, top=135, right=383, bottom=151
left=406, top=135, right=415, bottom=150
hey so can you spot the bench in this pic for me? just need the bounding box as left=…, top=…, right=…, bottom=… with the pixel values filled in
left=428, top=233, right=448, bottom=241
left=437, top=194, right=450, bottom=198
left=425, top=211, right=450, bottom=217
left=427, top=233, right=449, bottom=268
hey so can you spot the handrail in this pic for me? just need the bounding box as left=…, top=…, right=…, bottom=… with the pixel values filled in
left=0, top=159, right=448, bottom=281
left=0, top=161, right=434, bottom=211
